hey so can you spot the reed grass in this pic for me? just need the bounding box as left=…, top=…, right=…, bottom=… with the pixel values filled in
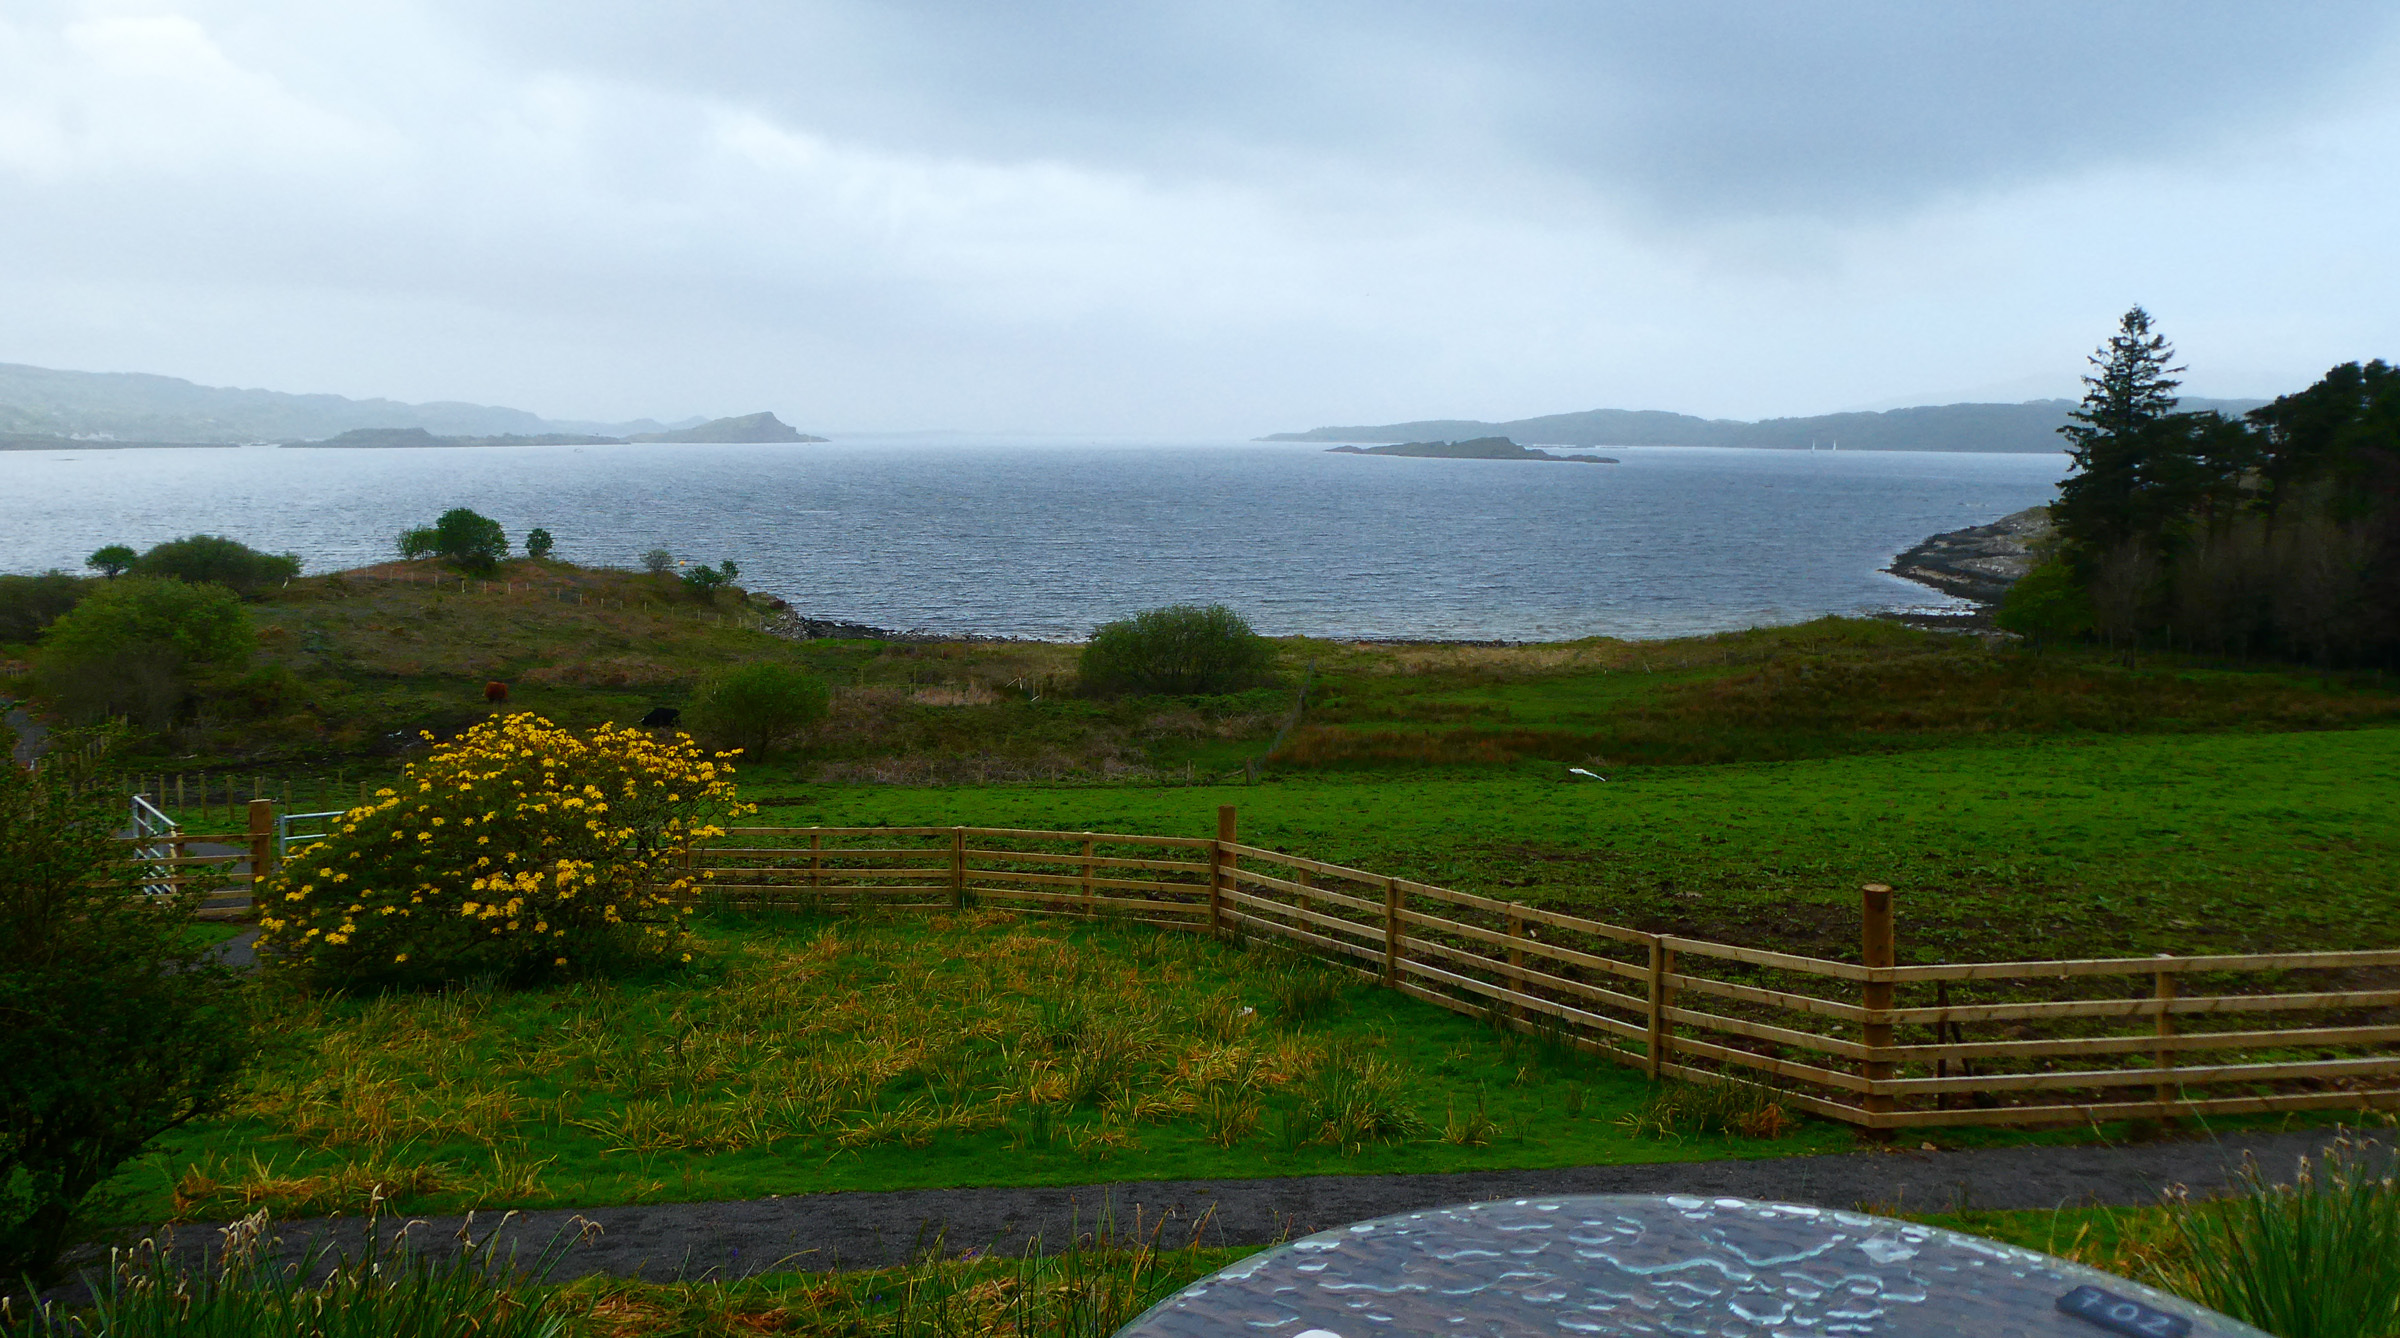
left=2154, top=1135, right=2400, bottom=1338
left=2, top=1199, right=577, bottom=1338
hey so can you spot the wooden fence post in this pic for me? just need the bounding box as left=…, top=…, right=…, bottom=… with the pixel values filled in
left=1861, top=883, right=1895, bottom=1129
left=1506, top=910, right=1526, bottom=1023
left=1381, top=877, right=1400, bottom=987
left=949, top=828, right=965, bottom=909
left=1647, top=937, right=1672, bottom=1080
left=2154, top=954, right=2178, bottom=1119
left=1210, top=806, right=1237, bottom=937
left=247, top=799, right=277, bottom=899
left=1080, top=835, right=1096, bottom=916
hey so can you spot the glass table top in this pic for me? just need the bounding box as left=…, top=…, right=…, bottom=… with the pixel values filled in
left=1116, top=1194, right=2267, bottom=1338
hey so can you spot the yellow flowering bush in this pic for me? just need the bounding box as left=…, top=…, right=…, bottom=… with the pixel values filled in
left=259, top=713, right=744, bottom=986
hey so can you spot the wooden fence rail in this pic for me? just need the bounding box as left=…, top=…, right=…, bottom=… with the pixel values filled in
left=127, top=801, right=2400, bottom=1129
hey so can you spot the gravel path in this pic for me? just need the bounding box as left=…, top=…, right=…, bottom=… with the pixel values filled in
left=116, top=1127, right=2391, bottom=1286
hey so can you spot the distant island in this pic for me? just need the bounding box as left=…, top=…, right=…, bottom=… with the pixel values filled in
left=289, top=413, right=825, bottom=449
left=1269, top=397, right=2268, bottom=454
left=625, top=412, right=824, bottom=443
left=1328, top=437, right=1617, bottom=463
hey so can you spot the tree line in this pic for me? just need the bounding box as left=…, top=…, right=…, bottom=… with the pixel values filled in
left=2003, top=307, right=2399, bottom=666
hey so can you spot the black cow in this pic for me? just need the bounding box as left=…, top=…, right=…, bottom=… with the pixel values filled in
left=639, top=706, right=681, bottom=728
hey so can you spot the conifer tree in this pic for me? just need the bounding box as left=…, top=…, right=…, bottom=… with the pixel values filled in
left=2054, top=306, right=2189, bottom=564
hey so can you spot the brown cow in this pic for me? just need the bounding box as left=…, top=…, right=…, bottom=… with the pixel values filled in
left=484, top=681, right=509, bottom=703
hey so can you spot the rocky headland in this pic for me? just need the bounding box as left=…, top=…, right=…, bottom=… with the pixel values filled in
left=1887, top=505, right=2051, bottom=604
left=287, top=412, right=828, bottom=449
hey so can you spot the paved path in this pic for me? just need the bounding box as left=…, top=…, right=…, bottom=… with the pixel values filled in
left=6, top=705, right=47, bottom=767
left=121, top=1127, right=2392, bottom=1285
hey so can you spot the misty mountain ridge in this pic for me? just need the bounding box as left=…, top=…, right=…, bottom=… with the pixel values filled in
left=0, top=361, right=803, bottom=444
left=1265, top=397, right=2270, bottom=453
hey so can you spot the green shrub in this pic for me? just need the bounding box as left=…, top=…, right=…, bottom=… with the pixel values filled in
left=0, top=573, right=85, bottom=647
left=1079, top=604, right=1274, bottom=696
left=259, top=713, right=741, bottom=988
left=83, top=545, right=136, bottom=579
left=398, top=509, right=509, bottom=576
left=641, top=548, right=674, bottom=575
left=35, top=578, right=253, bottom=726
left=0, top=733, right=251, bottom=1285
left=523, top=527, right=554, bottom=560
left=689, top=661, right=829, bottom=759
left=1996, top=559, right=2093, bottom=649
left=129, top=534, right=301, bottom=596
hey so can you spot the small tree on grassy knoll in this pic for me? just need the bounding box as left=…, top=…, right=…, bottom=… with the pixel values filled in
left=0, top=732, right=251, bottom=1284
left=1079, top=604, right=1275, bottom=696
left=682, top=559, right=738, bottom=600
left=525, top=527, right=555, bottom=559
left=84, top=545, right=136, bottom=579
left=398, top=508, right=510, bottom=575
left=259, top=713, right=743, bottom=988
left=641, top=548, right=675, bottom=575
left=690, top=661, right=829, bottom=759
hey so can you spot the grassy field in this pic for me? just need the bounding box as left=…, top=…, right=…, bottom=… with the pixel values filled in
left=730, top=726, right=2400, bottom=964
left=131, top=911, right=1839, bottom=1228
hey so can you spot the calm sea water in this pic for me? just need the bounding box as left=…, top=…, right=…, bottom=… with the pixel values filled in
left=0, top=438, right=2064, bottom=641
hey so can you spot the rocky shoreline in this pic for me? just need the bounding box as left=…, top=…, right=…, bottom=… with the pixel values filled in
left=1886, top=505, right=2049, bottom=605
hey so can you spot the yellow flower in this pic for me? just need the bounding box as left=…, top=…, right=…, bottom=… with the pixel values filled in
left=395, top=953, right=409, bottom=963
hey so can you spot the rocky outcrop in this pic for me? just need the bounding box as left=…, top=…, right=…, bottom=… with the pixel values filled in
left=1888, top=506, right=2051, bottom=604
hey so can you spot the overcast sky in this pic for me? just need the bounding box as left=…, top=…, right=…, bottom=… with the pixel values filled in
left=3, top=1, right=2397, bottom=434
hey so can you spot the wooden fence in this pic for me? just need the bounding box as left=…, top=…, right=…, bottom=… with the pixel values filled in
left=132, top=802, right=2400, bottom=1129
left=684, top=808, right=2400, bottom=1132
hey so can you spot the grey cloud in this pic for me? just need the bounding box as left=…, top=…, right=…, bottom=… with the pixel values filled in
left=435, top=0, right=2400, bottom=218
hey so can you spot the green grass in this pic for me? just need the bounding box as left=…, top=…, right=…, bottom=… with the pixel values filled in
left=741, top=726, right=2400, bottom=963
left=123, top=913, right=1844, bottom=1230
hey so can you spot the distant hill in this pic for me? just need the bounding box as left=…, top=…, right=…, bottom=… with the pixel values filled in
left=0, top=361, right=817, bottom=444
left=626, top=412, right=825, bottom=443
left=1265, top=398, right=2270, bottom=453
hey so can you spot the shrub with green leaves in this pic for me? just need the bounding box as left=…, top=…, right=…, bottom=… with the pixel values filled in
left=0, top=572, right=85, bottom=647
left=130, top=534, right=301, bottom=596
left=1996, top=559, right=2094, bottom=649
left=689, top=661, right=829, bottom=759
left=523, top=527, right=554, bottom=559
left=398, top=509, right=510, bottom=576
left=35, top=577, right=253, bottom=726
left=0, top=734, right=251, bottom=1285
left=1079, top=604, right=1275, bottom=696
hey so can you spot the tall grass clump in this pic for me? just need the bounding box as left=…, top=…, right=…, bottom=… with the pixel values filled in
left=1, top=1204, right=573, bottom=1338
left=258, top=712, right=745, bottom=988
left=2154, top=1136, right=2400, bottom=1338
left=1616, top=1075, right=1792, bottom=1141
